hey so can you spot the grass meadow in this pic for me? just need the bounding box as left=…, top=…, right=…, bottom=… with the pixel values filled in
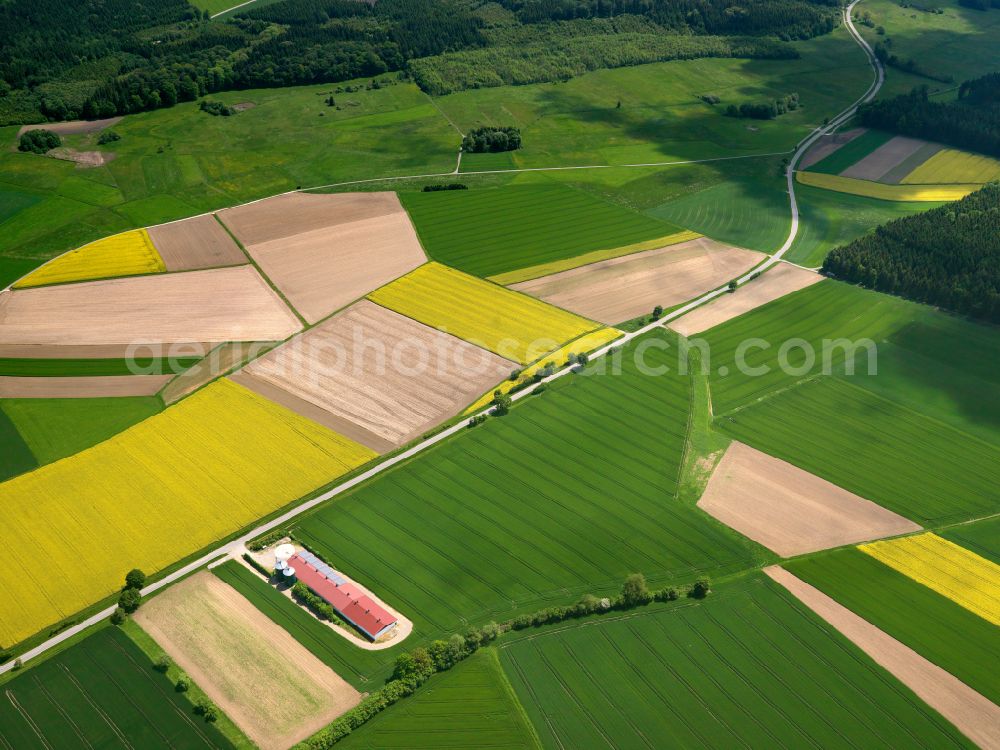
left=338, top=648, right=541, bottom=750
left=0, top=627, right=232, bottom=749
left=399, top=184, right=680, bottom=278
left=701, top=279, right=1000, bottom=525
left=290, top=330, right=762, bottom=676
left=786, top=548, right=1000, bottom=705
left=0, top=407, right=36, bottom=481
left=499, top=574, right=971, bottom=750
left=0, top=396, right=162, bottom=467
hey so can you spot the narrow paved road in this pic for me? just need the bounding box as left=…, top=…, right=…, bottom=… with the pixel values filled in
left=0, top=1, right=884, bottom=675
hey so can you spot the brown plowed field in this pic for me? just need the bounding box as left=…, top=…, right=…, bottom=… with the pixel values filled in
left=234, top=300, right=515, bottom=450
left=669, top=262, right=824, bottom=336
left=799, top=127, right=866, bottom=169
left=841, top=135, right=928, bottom=181
left=511, top=238, right=761, bottom=325
left=0, top=266, right=300, bottom=346
left=135, top=573, right=361, bottom=750
left=148, top=215, right=247, bottom=271
left=17, top=117, right=122, bottom=137
left=0, top=343, right=214, bottom=358
left=0, top=375, right=172, bottom=398
left=698, top=442, right=921, bottom=557
left=765, top=567, right=1000, bottom=750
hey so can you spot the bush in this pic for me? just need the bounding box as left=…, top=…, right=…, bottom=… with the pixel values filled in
left=652, top=305, right=664, bottom=320
left=422, top=183, right=468, bottom=191
left=490, top=390, right=512, bottom=416
left=125, top=568, right=146, bottom=590
left=690, top=577, right=712, bottom=599
left=12, top=658, right=23, bottom=671
left=248, top=529, right=286, bottom=551
left=97, top=130, right=121, bottom=145
left=199, top=99, right=235, bottom=116
left=194, top=699, right=218, bottom=722
left=153, top=655, right=171, bottom=673
left=175, top=677, right=190, bottom=693
left=18, top=129, right=60, bottom=154
left=118, top=587, right=142, bottom=613
left=242, top=553, right=272, bottom=577
left=467, top=414, right=487, bottom=428
left=462, top=126, right=521, bottom=153
left=728, top=280, right=738, bottom=292
left=110, top=607, right=127, bottom=625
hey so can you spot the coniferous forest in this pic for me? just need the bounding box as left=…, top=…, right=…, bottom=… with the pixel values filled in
left=0, top=0, right=841, bottom=124
left=823, top=183, right=1000, bottom=322
left=857, top=73, right=1000, bottom=158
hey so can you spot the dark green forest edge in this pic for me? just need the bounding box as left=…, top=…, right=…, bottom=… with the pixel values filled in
left=823, top=183, right=1000, bottom=322
left=859, top=72, right=1000, bottom=158
left=0, top=0, right=839, bottom=124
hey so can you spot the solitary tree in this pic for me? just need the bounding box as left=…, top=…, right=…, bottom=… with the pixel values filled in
left=125, top=568, right=146, bottom=590
left=728, top=280, right=738, bottom=293
left=491, top=390, right=512, bottom=416
left=690, top=577, right=712, bottom=599
left=652, top=305, right=663, bottom=320
left=620, top=573, right=650, bottom=607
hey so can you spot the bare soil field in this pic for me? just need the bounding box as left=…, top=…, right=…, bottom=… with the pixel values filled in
left=799, top=127, right=867, bottom=169
left=134, top=573, right=361, bottom=750
left=669, top=263, right=824, bottom=337
left=148, top=215, right=247, bottom=272
left=698, top=442, right=921, bottom=557
left=234, top=300, right=514, bottom=451
left=17, top=117, right=122, bottom=137
left=0, top=374, right=172, bottom=398
left=511, top=238, right=761, bottom=325
left=243, top=211, right=426, bottom=323
left=765, top=567, right=1000, bottom=750
left=45, top=148, right=115, bottom=168
left=841, top=136, right=929, bottom=181
left=217, top=191, right=405, bottom=245
left=0, top=266, right=300, bottom=347
left=161, top=341, right=270, bottom=404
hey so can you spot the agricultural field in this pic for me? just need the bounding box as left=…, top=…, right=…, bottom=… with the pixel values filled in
left=399, top=184, right=680, bottom=279
left=146, top=214, right=247, bottom=272
left=367, top=262, right=602, bottom=364
left=840, top=135, right=930, bottom=182
left=859, top=534, right=1000, bottom=626
left=0, top=627, right=232, bottom=749
left=291, top=330, right=761, bottom=674
left=806, top=129, right=894, bottom=174
left=218, top=192, right=426, bottom=324
left=233, top=300, right=515, bottom=451
left=902, top=148, right=1000, bottom=185
left=0, top=265, right=301, bottom=349
left=0, top=396, right=162, bottom=466
left=941, top=517, right=1000, bottom=566
left=134, top=573, right=360, bottom=750
left=0, top=379, right=376, bottom=648
left=786, top=548, right=1000, bottom=706
left=510, top=237, right=762, bottom=326
left=795, top=171, right=977, bottom=201
left=0, top=407, right=36, bottom=481
left=0, top=355, right=200, bottom=377
left=12, top=229, right=164, bottom=288
left=500, top=574, right=970, bottom=749
left=339, top=649, right=541, bottom=750
left=0, top=374, right=172, bottom=398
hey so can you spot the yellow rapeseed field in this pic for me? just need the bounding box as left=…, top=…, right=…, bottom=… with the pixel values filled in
left=488, top=230, right=703, bottom=285
left=860, top=533, right=1000, bottom=626
left=901, top=148, right=1000, bottom=185
left=0, top=379, right=376, bottom=648
left=368, top=262, right=602, bottom=364
left=15, top=229, right=166, bottom=288
left=464, top=327, right=623, bottom=413
left=796, top=171, right=978, bottom=202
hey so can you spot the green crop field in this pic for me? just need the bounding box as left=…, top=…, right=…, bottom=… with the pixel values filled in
left=212, top=561, right=388, bottom=688
left=0, top=357, right=200, bottom=377
left=941, top=517, right=1000, bottom=566
left=290, top=330, right=760, bottom=677
left=499, top=574, right=970, bottom=749
left=786, top=549, right=1000, bottom=705
left=399, top=183, right=682, bottom=277
left=807, top=129, right=895, bottom=174
left=0, top=627, right=232, bottom=749
left=720, top=377, right=1000, bottom=525
left=0, top=408, right=36, bottom=482
left=339, top=648, right=541, bottom=750
left=1, top=396, right=162, bottom=466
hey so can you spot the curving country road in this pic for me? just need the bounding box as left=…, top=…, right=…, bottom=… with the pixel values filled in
left=0, top=1, right=885, bottom=676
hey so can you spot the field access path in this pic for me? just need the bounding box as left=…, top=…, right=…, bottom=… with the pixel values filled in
left=0, top=2, right=884, bottom=675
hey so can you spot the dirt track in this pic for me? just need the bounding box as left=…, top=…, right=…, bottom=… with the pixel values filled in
left=0, top=266, right=300, bottom=346
left=17, top=118, right=122, bottom=137
left=134, top=573, right=361, bottom=750
left=0, top=375, right=171, bottom=398
left=669, top=262, right=823, bottom=336
left=698, top=442, right=920, bottom=556
left=765, top=567, right=1000, bottom=750
left=235, top=300, right=514, bottom=450
left=148, top=215, right=247, bottom=272
left=511, top=238, right=761, bottom=325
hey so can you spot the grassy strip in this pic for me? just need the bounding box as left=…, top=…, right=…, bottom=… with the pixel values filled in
left=795, top=170, right=978, bottom=201
left=0, top=407, right=37, bottom=482
left=785, top=549, right=1000, bottom=706
left=0, top=357, right=201, bottom=377
left=808, top=129, right=895, bottom=174
left=940, top=516, right=1000, bottom=566
left=121, top=619, right=253, bottom=749
left=488, top=230, right=701, bottom=285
